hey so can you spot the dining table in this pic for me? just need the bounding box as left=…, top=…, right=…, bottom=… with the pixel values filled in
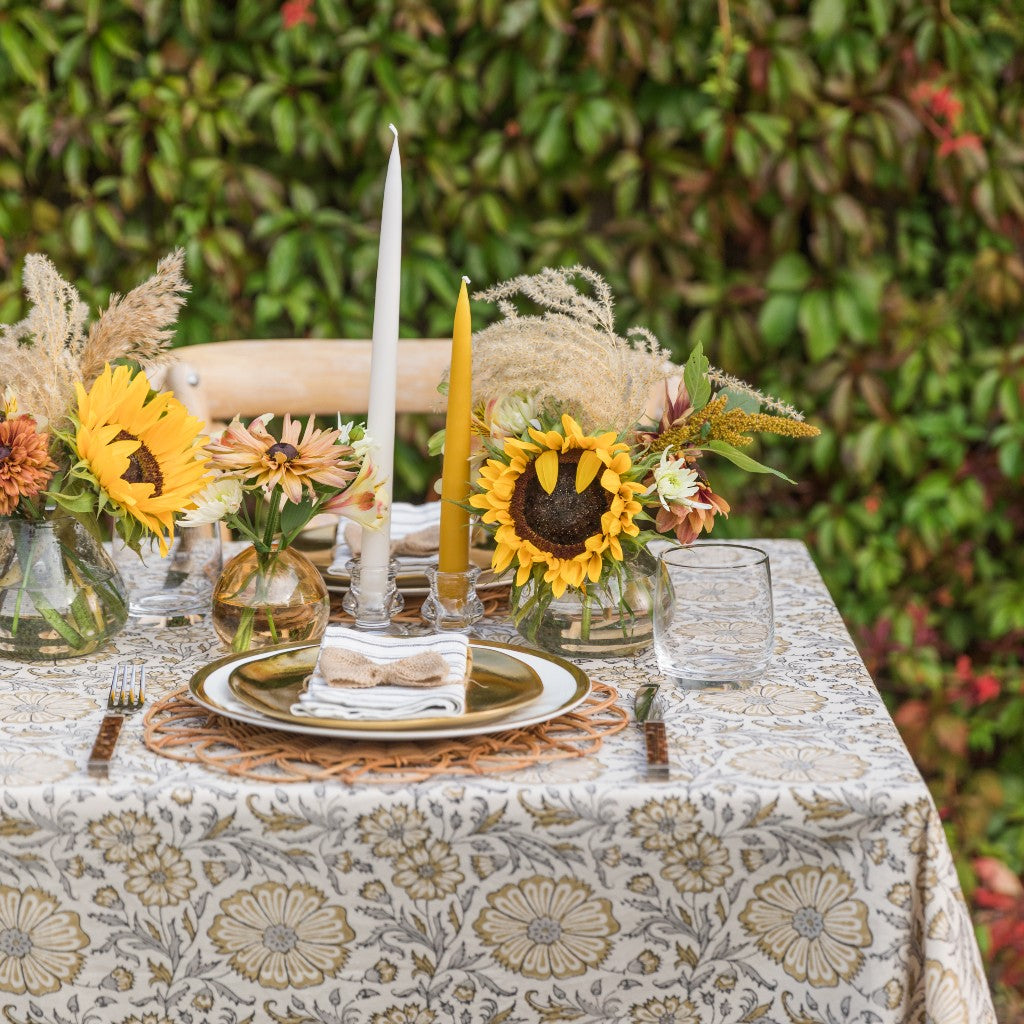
left=0, top=539, right=996, bottom=1024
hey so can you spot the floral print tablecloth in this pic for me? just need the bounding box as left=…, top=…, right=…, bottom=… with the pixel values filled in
left=0, top=540, right=995, bottom=1024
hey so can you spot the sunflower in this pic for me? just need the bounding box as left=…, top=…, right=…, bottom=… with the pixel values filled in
left=72, top=364, right=209, bottom=553
left=470, top=414, right=646, bottom=598
left=0, top=415, right=56, bottom=514
left=204, top=413, right=356, bottom=504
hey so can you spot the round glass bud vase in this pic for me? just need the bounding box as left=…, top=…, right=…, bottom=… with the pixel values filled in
left=0, top=514, right=129, bottom=660
left=514, top=546, right=663, bottom=659
left=212, top=543, right=330, bottom=653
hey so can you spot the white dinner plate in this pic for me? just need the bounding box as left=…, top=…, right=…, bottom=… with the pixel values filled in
left=189, top=639, right=591, bottom=741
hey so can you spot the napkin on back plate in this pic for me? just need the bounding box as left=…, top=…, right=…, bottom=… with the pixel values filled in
left=291, top=624, right=470, bottom=721
left=329, top=502, right=441, bottom=575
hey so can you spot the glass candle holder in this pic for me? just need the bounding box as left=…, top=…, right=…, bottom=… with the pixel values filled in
left=421, top=566, right=484, bottom=633
left=342, top=558, right=405, bottom=631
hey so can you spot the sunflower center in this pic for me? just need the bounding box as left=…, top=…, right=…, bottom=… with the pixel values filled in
left=0, top=444, right=10, bottom=462
left=266, top=442, right=299, bottom=463
left=115, top=430, right=164, bottom=496
left=510, top=451, right=611, bottom=558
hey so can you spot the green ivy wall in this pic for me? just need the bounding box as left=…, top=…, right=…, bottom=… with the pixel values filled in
left=1, top=0, right=1023, bottom=1003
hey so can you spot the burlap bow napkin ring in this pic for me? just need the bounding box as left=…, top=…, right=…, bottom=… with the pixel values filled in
left=317, top=647, right=453, bottom=689
left=344, top=522, right=440, bottom=558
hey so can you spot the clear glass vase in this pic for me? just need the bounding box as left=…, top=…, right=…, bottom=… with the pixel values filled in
left=0, top=515, right=129, bottom=660
left=513, top=546, right=664, bottom=659
left=211, top=542, right=330, bottom=653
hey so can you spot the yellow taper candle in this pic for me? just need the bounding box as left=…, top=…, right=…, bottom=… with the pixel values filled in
left=438, top=276, right=473, bottom=573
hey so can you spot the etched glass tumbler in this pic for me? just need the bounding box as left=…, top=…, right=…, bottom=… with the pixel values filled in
left=654, top=543, right=774, bottom=689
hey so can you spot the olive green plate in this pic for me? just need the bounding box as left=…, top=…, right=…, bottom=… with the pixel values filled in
left=227, top=644, right=543, bottom=732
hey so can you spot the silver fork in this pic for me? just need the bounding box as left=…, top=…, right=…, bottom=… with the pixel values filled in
left=87, top=663, right=146, bottom=776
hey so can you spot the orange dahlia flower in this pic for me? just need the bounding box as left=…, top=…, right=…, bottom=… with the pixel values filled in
left=0, top=415, right=56, bottom=514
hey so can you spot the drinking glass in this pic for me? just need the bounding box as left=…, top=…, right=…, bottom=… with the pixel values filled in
left=112, top=523, right=222, bottom=626
left=654, top=543, right=774, bottom=689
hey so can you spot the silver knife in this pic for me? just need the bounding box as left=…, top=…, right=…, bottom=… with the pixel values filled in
left=634, top=682, right=671, bottom=781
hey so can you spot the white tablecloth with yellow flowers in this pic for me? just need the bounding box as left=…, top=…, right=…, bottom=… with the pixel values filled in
left=0, top=540, right=994, bottom=1024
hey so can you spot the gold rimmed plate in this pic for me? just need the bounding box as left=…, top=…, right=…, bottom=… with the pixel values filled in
left=188, top=640, right=591, bottom=742
left=227, top=645, right=542, bottom=732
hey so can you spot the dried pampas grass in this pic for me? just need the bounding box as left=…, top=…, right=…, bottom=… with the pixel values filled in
left=471, top=266, right=672, bottom=433
left=0, top=249, right=189, bottom=427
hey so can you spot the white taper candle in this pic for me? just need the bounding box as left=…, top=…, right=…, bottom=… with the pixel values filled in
left=357, top=124, right=401, bottom=619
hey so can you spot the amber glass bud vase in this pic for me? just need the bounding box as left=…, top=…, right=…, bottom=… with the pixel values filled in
left=211, top=541, right=329, bottom=653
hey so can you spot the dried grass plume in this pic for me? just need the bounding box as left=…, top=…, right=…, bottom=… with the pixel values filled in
left=471, top=266, right=672, bottom=433
left=0, top=249, right=189, bottom=427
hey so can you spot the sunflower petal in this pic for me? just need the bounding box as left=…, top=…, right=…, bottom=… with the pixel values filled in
left=535, top=449, right=560, bottom=494
left=575, top=450, right=603, bottom=493
left=515, top=560, right=533, bottom=587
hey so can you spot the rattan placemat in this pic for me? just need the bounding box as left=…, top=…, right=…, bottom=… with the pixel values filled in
left=143, top=679, right=626, bottom=784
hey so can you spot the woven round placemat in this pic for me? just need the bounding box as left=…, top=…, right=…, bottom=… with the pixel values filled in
left=143, top=679, right=627, bottom=784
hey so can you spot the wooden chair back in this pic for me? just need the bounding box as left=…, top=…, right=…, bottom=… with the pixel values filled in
left=164, top=338, right=451, bottom=428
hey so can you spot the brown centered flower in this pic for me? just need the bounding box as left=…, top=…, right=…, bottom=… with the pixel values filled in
left=0, top=415, right=56, bottom=514
left=205, top=414, right=355, bottom=504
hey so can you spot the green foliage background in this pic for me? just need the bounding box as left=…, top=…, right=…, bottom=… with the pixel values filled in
left=1, top=0, right=1023, bottom=1001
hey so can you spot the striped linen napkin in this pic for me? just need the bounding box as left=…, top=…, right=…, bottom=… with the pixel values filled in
left=328, top=502, right=441, bottom=575
left=291, top=624, right=470, bottom=721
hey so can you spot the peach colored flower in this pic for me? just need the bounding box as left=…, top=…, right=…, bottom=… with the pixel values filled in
left=0, top=415, right=55, bottom=514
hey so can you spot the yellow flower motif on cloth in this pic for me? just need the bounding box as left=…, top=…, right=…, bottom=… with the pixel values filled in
left=124, top=846, right=196, bottom=908
left=93, top=887, right=121, bottom=909
left=0, top=691, right=96, bottom=723
left=918, top=961, right=968, bottom=1024
left=0, top=752, right=73, bottom=786
left=661, top=834, right=732, bottom=893
left=739, top=864, right=871, bottom=987
left=209, top=881, right=354, bottom=990
left=470, top=414, right=645, bottom=598
left=370, top=1007, right=436, bottom=1024
left=471, top=855, right=505, bottom=880
left=453, top=982, right=475, bottom=1002
left=927, top=909, right=952, bottom=941
left=392, top=839, right=464, bottom=901
left=741, top=849, right=769, bottom=873
left=101, top=966, right=134, bottom=991
left=627, top=874, right=657, bottom=896
left=0, top=885, right=88, bottom=997
left=631, top=995, right=701, bottom=1024
left=729, top=746, right=867, bottom=783
left=88, top=812, right=160, bottom=864
left=628, top=798, right=699, bottom=852
left=203, top=860, right=230, bottom=886
left=901, top=798, right=938, bottom=857
left=473, top=875, right=619, bottom=979
left=628, top=949, right=660, bottom=975
left=358, top=804, right=429, bottom=858
left=697, top=683, right=825, bottom=717
left=887, top=883, right=912, bottom=910
left=360, top=881, right=388, bottom=902
left=883, top=978, right=904, bottom=1010
left=368, top=958, right=397, bottom=983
